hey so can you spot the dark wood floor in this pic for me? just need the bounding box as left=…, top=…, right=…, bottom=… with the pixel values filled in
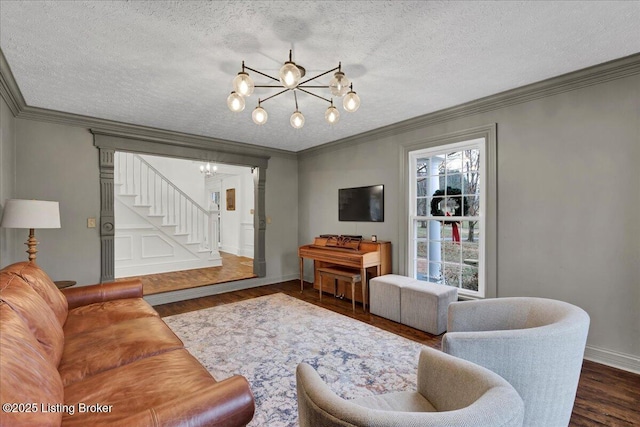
left=155, top=280, right=640, bottom=427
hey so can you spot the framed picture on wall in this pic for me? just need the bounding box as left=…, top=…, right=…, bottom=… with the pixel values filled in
left=226, top=188, right=236, bottom=211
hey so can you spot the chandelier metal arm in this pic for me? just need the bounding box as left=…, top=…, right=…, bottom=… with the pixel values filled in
left=260, top=88, right=291, bottom=104
left=296, top=87, right=332, bottom=104
left=228, top=52, right=359, bottom=127
left=298, top=66, right=340, bottom=86
left=243, top=65, right=279, bottom=82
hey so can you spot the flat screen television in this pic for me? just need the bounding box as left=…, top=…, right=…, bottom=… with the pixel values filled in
left=339, top=185, right=384, bottom=222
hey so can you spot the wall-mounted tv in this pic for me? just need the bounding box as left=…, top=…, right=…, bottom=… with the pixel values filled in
left=339, top=185, right=384, bottom=222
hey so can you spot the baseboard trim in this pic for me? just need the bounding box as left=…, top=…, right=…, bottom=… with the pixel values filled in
left=144, top=273, right=299, bottom=306
left=584, top=345, right=640, bottom=375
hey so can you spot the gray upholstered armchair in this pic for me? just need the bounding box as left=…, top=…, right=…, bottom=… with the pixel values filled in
left=442, top=297, right=590, bottom=427
left=296, top=346, right=524, bottom=427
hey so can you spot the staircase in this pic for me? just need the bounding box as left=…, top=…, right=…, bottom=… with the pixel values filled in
left=113, top=152, right=222, bottom=278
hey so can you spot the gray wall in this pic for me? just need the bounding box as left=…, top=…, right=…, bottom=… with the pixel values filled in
left=0, top=96, right=17, bottom=266
left=14, top=120, right=101, bottom=283
left=298, top=73, right=640, bottom=368
left=8, top=118, right=300, bottom=287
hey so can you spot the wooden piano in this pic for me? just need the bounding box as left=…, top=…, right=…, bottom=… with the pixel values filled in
left=299, top=235, right=391, bottom=309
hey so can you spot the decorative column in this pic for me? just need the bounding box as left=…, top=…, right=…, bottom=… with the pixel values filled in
left=253, top=167, right=267, bottom=277
left=98, top=148, right=115, bottom=282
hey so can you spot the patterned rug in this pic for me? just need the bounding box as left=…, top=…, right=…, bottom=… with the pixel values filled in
left=163, top=293, right=424, bottom=426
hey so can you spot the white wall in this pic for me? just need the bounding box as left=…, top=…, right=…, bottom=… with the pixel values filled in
left=0, top=96, right=17, bottom=267
left=140, top=154, right=206, bottom=208
left=298, top=73, right=640, bottom=371
left=220, top=174, right=241, bottom=254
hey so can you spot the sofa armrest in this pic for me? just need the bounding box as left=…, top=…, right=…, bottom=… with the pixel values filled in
left=62, top=279, right=143, bottom=309
left=117, top=375, right=255, bottom=427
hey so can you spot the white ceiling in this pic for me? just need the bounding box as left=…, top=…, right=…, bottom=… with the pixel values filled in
left=1, top=1, right=639, bottom=152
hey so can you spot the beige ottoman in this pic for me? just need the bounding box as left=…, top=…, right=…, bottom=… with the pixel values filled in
left=401, top=281, right=458, bottom=335
left=369, top=274, right=416, bottom=323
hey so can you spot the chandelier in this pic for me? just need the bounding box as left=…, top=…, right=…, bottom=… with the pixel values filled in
left=226, top=50, right=360, bottom=129
left=199, top=162, right=217, bottom=177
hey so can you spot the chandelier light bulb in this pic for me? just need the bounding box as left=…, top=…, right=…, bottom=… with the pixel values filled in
left=343, top=90, right=361, bottom=112
left=290, top=111, right=305, bottom=129
left=252, top=105, right=268, bottom=125
left=233, top=72, right=254, bottom=97
left=200, top=163, right=217, bottom=176
left=279, top=62, right=302, bottom=89
left=329, top=71, right=350, bottom=97
left=227, top=91, right=245, bottom=112
left=325, top=104, right=340, bottom=124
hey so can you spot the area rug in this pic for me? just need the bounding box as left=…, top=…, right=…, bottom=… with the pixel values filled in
left=163, top=293, right=424, bottom=426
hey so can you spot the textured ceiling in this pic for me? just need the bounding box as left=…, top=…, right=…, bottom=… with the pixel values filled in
left=1, top=1, right=639, bottom=152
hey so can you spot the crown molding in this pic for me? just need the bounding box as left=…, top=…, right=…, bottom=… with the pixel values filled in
left=2, top=45, right=639, bottom=159
left=298, top=52, right=640, bottom=158
left=0, top=48, right=296, bottom=160
left=0, top=48, right=26, bottom=116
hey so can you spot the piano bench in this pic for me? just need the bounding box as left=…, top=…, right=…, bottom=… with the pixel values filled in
left=317, top=267, right=363, bottom=313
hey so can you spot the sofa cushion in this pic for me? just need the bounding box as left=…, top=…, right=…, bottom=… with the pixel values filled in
left=63, top=298, right=159, bottom=336
left=62, top=349, right=217, bottom=426
left=0, top=302, right=64, bottom=427
left=3, top=261, right=68, bottom=325
left=58, top=316, right=184, bottom=386
left=0, top=272, right=65, bottom=367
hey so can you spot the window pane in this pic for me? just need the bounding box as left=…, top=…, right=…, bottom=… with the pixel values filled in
left=426, top=219, right=443, bottom=241
left=462, top=265, right=479, bottom=291
left=416, top=198, right=428, bottom=216
left=462, top=149, right=480, bottom=174
left=427, top=262, right=443, bottom=283
left=417, top=177, right=428, bottom=197
left=446, top=151, right=462, bottom=173
left=463, top=221, right=481, bottom=244
left=430, top=155, right=446, bottom=177
left=416, top=159, right=429, bottom=176
left=463, top=172, right=479, bottom=196
left=442, top=239, right=461, bottom=263
left=416, top=241, right=428, bottom=258
left=415, top=220, right=428, bottom=238
left=416, top=258, right=429, bottom=281
left=443, top=263, right=461, bottom=287
left=445, top=174, right=463, bottom=192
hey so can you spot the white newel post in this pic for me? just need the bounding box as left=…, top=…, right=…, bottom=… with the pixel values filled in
left=208, top=206, right=220, bottom=259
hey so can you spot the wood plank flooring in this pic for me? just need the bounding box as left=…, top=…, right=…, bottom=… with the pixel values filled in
left=117, top=252, right=256, bottom=295
left=155, top=280, right=640, bottom=427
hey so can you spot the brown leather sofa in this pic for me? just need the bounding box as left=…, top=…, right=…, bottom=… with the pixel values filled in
left=0, top=261, right=255, bottom=426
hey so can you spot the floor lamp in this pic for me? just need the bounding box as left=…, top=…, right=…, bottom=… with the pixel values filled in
left=1, top=199, right=61, bottom=262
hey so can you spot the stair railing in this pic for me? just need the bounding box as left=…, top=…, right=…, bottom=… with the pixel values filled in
left=115, top=152, right=218, bottom=254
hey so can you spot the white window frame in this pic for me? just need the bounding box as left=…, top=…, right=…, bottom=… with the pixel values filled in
left=408, top=139, right=486, bottom=298
left=398, top=124, right=497, bottom=299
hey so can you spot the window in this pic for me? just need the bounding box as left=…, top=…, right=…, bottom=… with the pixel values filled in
left=408, top=138, right=486, bottom=297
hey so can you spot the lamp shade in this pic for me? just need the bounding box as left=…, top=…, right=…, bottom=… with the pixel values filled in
left=1, top=199, right=61, bottom=229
